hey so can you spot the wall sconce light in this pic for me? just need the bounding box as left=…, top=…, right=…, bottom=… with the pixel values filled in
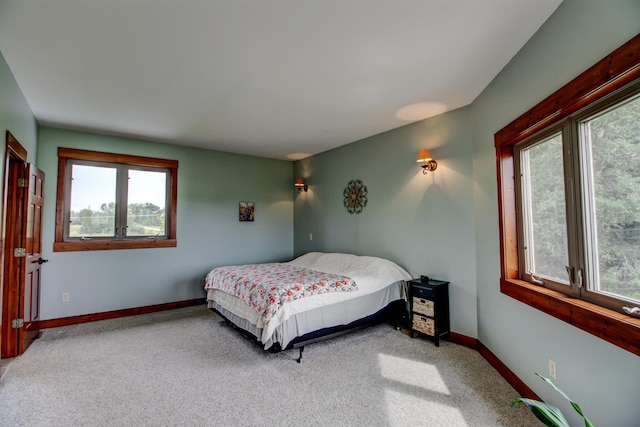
left=294, top=177, right=308, bottom=192
left=417, top=149, right=438, bottom=174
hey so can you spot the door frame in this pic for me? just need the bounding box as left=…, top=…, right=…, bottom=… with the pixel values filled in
left=0, top=131, right=28, bottom=358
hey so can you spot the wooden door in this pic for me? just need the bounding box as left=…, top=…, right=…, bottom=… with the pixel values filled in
left=20, top=164, right=45, bottom=352
left=0, top=132, right=44, bottom=359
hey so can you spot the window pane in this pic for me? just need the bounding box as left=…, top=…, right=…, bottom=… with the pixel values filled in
left=521, top=133, right=569, bottom=283
left=126, top=169, right=167, bottom=237
left=581, top=93, right=640, bottom=304
left=69, top=164, right=117, bottom=237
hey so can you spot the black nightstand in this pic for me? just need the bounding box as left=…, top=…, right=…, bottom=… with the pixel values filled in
left=407, top=278, right=450, bottom=346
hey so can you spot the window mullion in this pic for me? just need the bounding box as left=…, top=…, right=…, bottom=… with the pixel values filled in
left=64, top=159, right=74, bottom=239
left=116, top=165, right=129, bottom=239
left=515, top=147, right=533, bottom=279
left=575, top=118, right=598, bottom=299
left=562, top=120, right=583, bottom=296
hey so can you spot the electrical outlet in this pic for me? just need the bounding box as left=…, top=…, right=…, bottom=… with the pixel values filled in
left=62, top=292, right=69, bottom=302
left=309, top=233, right=313, bottom=241
left=548, top=358, right=557, bottom=380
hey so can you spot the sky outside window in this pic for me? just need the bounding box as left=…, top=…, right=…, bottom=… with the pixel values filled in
left=71, top=164, right=166, bottom=211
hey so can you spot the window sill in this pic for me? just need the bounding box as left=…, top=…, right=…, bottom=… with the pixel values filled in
left=53, top=239, right=177, bottom=252
left=501, top=278, right=640, bottom=357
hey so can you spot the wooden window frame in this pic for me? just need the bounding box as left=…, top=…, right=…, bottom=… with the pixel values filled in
left=494, top=34, right=640, bottom=357
left=54, top=148, right=178, bottom=252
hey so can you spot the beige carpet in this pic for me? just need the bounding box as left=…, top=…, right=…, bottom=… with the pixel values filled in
left=0, top=305, right=538, bottom=426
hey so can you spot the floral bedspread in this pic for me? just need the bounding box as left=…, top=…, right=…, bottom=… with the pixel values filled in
left=204, top=263, right=358, bottom=326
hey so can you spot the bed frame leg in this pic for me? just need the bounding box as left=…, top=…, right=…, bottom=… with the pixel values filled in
left=296, top=346, right=304, bottom=363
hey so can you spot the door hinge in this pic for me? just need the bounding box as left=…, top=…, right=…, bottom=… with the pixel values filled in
left=17, top=178, right=28, bottom=188
left=11, top=318, right=24, bottom=328
left=14, top=247, right=26, bottom=257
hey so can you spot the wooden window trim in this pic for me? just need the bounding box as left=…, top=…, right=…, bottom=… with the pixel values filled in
left=494, top=34, right=640, bottom=357
left=54, top=148, right=178, bottom=252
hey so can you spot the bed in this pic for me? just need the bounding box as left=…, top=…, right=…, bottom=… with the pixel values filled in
left=204, top=252, right=412, bottom=361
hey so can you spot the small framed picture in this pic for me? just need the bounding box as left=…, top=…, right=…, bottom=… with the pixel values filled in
left=239, top=201, right=254, bottom=222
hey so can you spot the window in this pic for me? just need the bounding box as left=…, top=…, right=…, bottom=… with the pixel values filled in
left=578, top=94, right=640, bottom=306
left=516, top=87, right=640, bottom=310
left=495, top=34, right=640, bottom=356
left=54, top=148, right=178, bottom=251
left=518, top=130, right=569, bottom=289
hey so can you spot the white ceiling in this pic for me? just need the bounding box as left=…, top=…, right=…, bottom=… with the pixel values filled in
left=0, top=0, right=562, bottom=160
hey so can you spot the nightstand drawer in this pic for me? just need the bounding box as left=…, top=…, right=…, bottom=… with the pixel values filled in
left=412, top=314, right=435, bottom=336
left=412, top=297, right=434, bottom=317
left=412, top=285, right=434, bottom=299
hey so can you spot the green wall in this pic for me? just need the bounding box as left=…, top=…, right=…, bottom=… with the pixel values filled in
left=295, top=1, right=640, bottom=425
left=0, top=49, right=38, bottom=177
left=37, top=127, right=294, bottom=319
left=471, top=1, right=640, bottom=426
left=294, top=106, right=478, bottom=338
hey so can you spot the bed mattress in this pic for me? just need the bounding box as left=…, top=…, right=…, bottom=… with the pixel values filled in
left=207, top=280, right=405, bottom=350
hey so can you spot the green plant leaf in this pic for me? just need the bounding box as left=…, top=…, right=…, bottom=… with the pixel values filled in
left=512, top=397, right=570, bottom=427
left=534, top=373, right=595, bottom=427
left=535, top=373, right=572, bottom=401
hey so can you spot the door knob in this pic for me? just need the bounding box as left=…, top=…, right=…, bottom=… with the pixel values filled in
left=38, top=258, right=49, bottom=265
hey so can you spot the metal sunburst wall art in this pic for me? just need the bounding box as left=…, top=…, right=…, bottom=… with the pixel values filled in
left=343, top=179, right=368, bottom=214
